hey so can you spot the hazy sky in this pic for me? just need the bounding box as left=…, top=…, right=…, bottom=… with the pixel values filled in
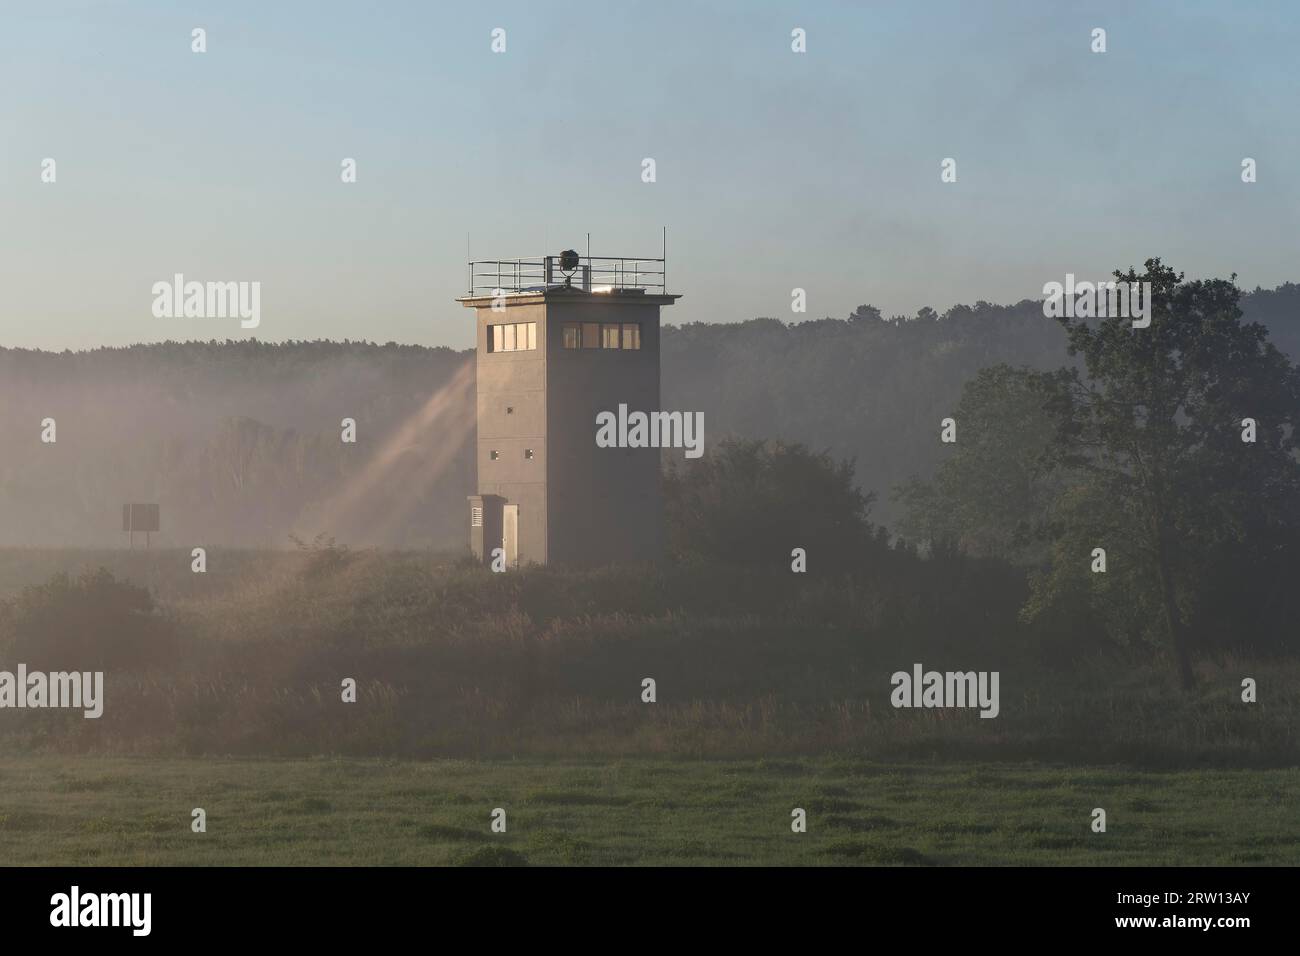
left=2, top=0, right=1297, bottom=351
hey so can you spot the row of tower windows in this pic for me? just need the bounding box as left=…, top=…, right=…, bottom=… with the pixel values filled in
left=562, top=322, right=641, bottom=350
left=488, top=322, right=537, bottom=352
left=486, top=321, right=642, bottom=352
left=489, top=449, right=535, bottom=461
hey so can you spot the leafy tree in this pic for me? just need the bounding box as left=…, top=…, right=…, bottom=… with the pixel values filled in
left=1041, top=261, right=1299, bottom=685
left=898, top=260, right=1300, bottom=686
left=894, top=363, right=1075, bottom=561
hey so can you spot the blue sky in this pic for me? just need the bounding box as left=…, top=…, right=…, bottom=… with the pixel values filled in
left=2, top=0, right=1297, bottom=350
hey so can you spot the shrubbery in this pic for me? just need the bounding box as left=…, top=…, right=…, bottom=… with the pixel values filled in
left=0, top=567, right=176, bottom=671
left=663, top=439, right=890, bottom=570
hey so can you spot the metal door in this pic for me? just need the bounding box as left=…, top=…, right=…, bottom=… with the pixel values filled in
left=502, top=504, right=519, bottom=568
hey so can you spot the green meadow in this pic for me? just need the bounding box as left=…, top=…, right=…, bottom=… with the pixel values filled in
left=0, top=548, right=1296, bottom=866
left=0, top=756, right=1295, bottom=866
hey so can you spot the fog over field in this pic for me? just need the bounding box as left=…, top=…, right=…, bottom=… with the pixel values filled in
left=4, top=285, right=1297, bottom=549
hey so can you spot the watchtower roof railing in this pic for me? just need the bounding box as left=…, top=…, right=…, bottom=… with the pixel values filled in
left=466, top=254, right=667, bottom=297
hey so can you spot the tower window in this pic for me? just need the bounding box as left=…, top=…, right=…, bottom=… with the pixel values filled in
left=562, top=321, right=641, bottom=350
left=524, top=449, right=535, bottom=460
left=506, top=406, right=514, bottom=414
left=489, top=450, right=499, bottom=461
left=487, top=322, right=537, bottom=352
left=471, top=507, right=483, bottom=527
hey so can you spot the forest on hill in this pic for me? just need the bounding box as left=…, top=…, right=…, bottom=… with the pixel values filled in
left=1, top=282, right=1296, bottom=549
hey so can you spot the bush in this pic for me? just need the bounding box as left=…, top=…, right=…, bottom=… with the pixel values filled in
left=0, top=568, right=176, bottom=670
left=663, top=439, right=883, bottom=569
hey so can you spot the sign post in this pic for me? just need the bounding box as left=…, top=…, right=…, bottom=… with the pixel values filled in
left=122, top=504, right=161, bottom=549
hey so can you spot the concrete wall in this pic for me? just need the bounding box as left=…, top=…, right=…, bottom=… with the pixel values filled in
left=466, top=291, right=675, bottom=567
left=473, top=302, right=548, bottom=565
left=544, top=298, right=664, bottom=566
left=467, top=494, right=503, bottom=563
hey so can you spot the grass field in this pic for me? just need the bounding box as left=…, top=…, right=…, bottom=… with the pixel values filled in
left=0, top=755, right=1295, bottom=866
left=1, top=550, right=1295, bottom=866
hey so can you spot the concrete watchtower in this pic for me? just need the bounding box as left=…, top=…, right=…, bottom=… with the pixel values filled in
left=460, top=248, right=680, bottom=567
